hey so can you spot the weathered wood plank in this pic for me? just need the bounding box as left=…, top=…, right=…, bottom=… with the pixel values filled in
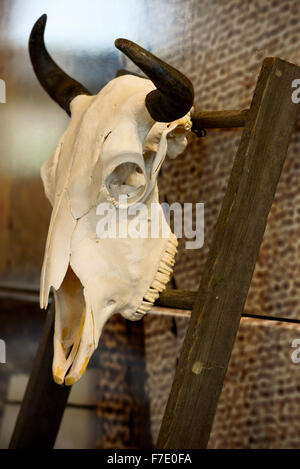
left=150, top=303, right=300, bottom=325
left=157, top=57, right=300, bottom=449
left=156, top=289, right=196, bottom=310
left=9, top=304, right=70, bottom=449
left=0, top=284, right=297, bottom=323
left=192, top=109, right=248, bottom=128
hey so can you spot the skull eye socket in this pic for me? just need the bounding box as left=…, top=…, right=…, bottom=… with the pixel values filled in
left=104, top=162, right=146, bottom=206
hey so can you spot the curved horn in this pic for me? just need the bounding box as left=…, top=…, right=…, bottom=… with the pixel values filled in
left=29, top=14, right=91, bottom=115
left=115, top=38, right=194, bottom=122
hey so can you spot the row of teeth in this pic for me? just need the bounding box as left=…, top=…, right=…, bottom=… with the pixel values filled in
left=134, top=233, right=178, bottom=318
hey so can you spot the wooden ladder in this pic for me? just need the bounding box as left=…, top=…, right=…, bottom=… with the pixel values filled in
left=9, top=57, right=300, bottom=449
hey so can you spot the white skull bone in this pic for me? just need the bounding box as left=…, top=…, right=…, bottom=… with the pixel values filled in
left=40, top=74, right=192, bottom=385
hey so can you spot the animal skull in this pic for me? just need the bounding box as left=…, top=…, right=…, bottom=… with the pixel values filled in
left=30, top=15, right=194, bottom=385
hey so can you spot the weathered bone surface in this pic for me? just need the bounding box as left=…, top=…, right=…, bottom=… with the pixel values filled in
left=30, top=14, right=194, bottom=385
left=40, top=75, right=192, bottom=385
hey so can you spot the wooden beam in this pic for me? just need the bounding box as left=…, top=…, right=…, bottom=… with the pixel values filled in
left=157, top=57, right=300, bottom=449
left=9, top=304, right=70, bottom=449
left=0, top=283, right=297, bottom=322
left=156, top=289, right=196, bottom=310
left=151, top=303, right=300, bottom=325
left=192, top=109, right=248, bottom=129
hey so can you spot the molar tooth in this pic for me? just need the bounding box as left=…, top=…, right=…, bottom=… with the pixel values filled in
left=155, top=271, right=169, bottom=284
left=160, top=261, right=173, bottom=273
left=139, top=302, right=152, bottom=312
left=141, top=300, right=152, bottom=307
left=144, top=292, right=156, bottom=302
left=169, top=234, right=178, bottom=247
left=158, top=267, right=170, bottom=276
left=152, top=280, right=165, bottom=292
left=166, top=244, right=177, bottom=256
left=163, top=252, right=175, bottom=266
left=134, top=310, right=146, bottom=317
left=144, top=287, right=159, bottom=302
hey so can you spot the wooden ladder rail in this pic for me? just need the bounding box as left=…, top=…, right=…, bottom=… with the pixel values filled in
left=8, top=56, right=300, bottom=449
left=156, top=57, right=300, bottom=449
left=9, top=303, right=71, bottom=448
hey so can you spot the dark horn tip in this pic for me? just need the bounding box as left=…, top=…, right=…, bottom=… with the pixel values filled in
left=30, top=14, right=47, bottom=37
left=29, top=14, right=91, bottom=115
left=37, top=13, right=47, bottom=24
left=115, top=38, right=130, bottom=49
left=114, top=37, right=194, bottom=122
left=114, top=38, right=123, bottom=48
left=29, top=14, right=47, bottom=51
left=115, top=38, right=149, bottom=60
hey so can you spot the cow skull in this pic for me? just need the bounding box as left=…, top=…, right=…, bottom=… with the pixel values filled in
left=30, top=15, right=194, bottom=385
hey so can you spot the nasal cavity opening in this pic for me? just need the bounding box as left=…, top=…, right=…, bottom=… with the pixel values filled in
left=104, top=162, right=146, bottom=206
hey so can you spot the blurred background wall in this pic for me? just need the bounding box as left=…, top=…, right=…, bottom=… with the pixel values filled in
left=1, top=0, right=300, bottom=448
